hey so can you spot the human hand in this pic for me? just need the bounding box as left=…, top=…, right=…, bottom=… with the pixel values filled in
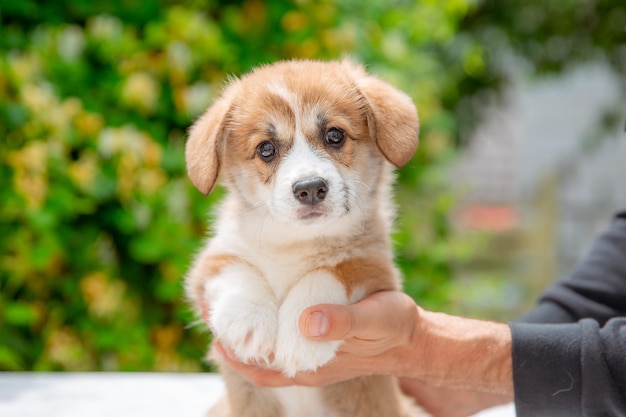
left=212, top=288, right=514, bottom=408
left=213, top=290, right=420, bottom=387
left=399, top=378, right=512, bottom=417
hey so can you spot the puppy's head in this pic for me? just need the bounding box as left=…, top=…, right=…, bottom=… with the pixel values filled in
left=186, top=60, right=418, bottom=228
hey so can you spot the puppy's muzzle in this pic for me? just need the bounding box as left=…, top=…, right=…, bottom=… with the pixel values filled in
left=292, top=177, right=328, bottom=206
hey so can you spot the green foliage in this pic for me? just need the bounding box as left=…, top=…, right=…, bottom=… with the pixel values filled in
left=0, top=0, right=461, bottom=371
left=2, top=0, right=622, bottom=371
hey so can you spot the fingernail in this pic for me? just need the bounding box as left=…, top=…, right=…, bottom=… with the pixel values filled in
left=306, top=311, right=329, bottom=337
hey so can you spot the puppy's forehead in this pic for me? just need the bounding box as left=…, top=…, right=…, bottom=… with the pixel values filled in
left=236, top=63, right=367, bottom=122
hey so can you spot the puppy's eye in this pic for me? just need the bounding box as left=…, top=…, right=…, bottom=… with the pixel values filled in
left=257, top=141, right=277, bottom=161
left=325, top=127, right=345, bottom=147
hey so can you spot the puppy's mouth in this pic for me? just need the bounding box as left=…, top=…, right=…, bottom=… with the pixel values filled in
left=297, top=208, right=328, bottom=220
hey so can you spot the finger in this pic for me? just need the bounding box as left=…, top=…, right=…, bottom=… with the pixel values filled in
left=299, top=291, right=415, bottom=342
left=298, top=305, right=344, bottom=339
left=214, top=343, right=295, bottom=387
left=215, top=343, right=382, bottom=388
left=213, top=341, right=237, bottom=362
left=290, top=352, right=377, bottom=386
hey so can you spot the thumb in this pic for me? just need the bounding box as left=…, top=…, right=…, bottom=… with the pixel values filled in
left=298, top=291, right=405, bottom=341
left=298, top=304, right=355, bottom=341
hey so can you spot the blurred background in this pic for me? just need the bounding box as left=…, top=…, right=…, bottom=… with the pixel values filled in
left=1, top=0, right=625, bottom=373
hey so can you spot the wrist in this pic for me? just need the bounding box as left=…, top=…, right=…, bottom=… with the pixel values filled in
left=408, top=308, right=513, bottom=397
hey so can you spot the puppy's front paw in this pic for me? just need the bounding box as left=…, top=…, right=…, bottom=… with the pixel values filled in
left=210, top=298, right=278, bottom=365
left=273, top=332, right=341, bottom=377
left=272, top=269, right=348, bottom=377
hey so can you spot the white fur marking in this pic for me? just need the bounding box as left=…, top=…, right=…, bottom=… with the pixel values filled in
left=206, top=264, right=278, bottom=364
left=267, top=82, right=302, bottom=131
left=273, top=270, right=348, bottom=376
left=269, top=135, right=349, bottom=229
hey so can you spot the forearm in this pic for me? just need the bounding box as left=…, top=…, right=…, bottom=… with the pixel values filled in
left=405, top=308, right=513, bottom=397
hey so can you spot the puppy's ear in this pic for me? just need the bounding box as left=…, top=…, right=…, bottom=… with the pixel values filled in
left=185, top=87, right=235, bottom=195
left=349, top=63, right=419, bottom=168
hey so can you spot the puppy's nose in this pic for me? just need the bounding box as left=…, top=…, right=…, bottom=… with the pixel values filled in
left=292, top=177, right=328, bottom=205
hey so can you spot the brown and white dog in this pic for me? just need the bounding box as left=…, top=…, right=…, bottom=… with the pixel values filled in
left=185, top=59, right=427, bottom=417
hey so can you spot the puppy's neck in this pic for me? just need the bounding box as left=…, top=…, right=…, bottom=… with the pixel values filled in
left=215, top=192, right=389, bottom=250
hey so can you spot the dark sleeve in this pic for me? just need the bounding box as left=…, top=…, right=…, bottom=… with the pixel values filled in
left=509, top=209, right=626, bottom=417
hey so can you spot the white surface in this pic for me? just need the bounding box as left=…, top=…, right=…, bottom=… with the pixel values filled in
left=0, top=373, right=224, bottom=417
left=473, top=404, right=517, bottom=417
left=0, top=373, right=515, bottom=417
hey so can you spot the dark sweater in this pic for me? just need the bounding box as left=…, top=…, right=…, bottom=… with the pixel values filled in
left=510, top=209, right=626, bottom=416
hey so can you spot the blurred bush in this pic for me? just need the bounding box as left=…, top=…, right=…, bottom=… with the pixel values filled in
left=1, top=0, right=623, bottom=371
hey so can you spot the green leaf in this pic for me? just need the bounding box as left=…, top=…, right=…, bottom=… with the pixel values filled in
left=3, top=302, right=39, bottom=326
left=0, top=345, right=24, bottom=371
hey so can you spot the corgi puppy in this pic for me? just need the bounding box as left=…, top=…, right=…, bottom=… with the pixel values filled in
left=185, top=59, right=427, bottom=417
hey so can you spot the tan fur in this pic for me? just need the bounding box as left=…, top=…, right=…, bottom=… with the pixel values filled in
left=186, top=89, right=237, bottom=194
left=219, top=360, right=285, bottom=417
left=186, top=60, right=418, bottom=197
left=332, top=257, right=400, bottom=298
left=354, top=73, right=419, bottom=168
left=185, top=59, right=428, bottom=417
left=322, top=376, right=412, bottom=417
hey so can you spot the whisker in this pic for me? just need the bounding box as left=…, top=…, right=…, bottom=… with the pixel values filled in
left=243, top=198, right=272, bottom=243
left=352, top=179, right=372, bottom=192
left=186, top=318, right=209, bottom=330
left=255, top=208, right=271, bottom=243
left=344, top=185, right=371, bottom=233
